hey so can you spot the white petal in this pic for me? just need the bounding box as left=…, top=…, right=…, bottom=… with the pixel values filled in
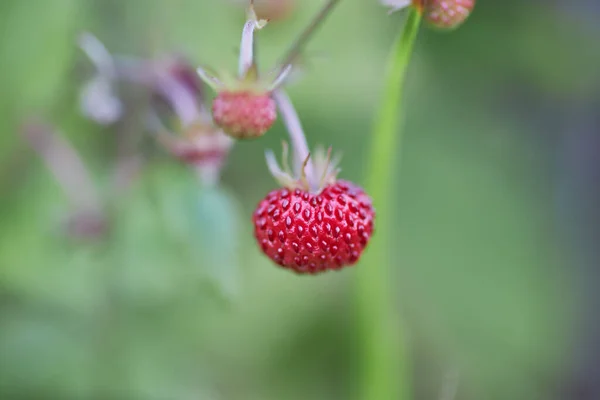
left=380, top=0, right=412, bottom=13
left=80, top=77, right=122, bottom=125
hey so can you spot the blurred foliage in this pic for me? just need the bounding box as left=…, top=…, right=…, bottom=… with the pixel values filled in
left=1, top=0, right=599, bottom=399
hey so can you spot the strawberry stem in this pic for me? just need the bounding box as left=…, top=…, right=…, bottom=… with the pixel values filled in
left=21, top=119, right=103, bottom=213
left=357, top=7, right=421, bottom=400
left=278, top=0, right=341, bottom=71
left=272, top=90, right=317, bottom=190
left=78, top=32, right=117, bottom=79
left=156, top=73, right=203, bottom=127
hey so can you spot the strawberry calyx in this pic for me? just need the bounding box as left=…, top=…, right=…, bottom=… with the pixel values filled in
left=197, top=62, right=292, bottom=96
left=196, top=2, right=292, bottom=97
left=265, top=142, right=341, bottom=194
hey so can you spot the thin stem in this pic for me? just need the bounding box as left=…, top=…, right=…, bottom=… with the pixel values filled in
left=21, top=120, right=102, bottom=212
left=78, top=32, right=116, bottom=78
left=357, top=8, right=421, bottom=400
left=156, top=74, right=203, bottom=127
left=272, top=90, right=317, bottom=190
left=438, top=368, right=460, bottom=400
left=194, top=163, right=220, bottom=188
left=278, top=0, right=342, bottom=70
left=112, top=55, right=156, bottom=84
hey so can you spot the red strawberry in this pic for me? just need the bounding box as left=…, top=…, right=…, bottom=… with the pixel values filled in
left=421, top=0, right=475, bottom=30
left=212, top=90, right=276, bottom=139
left=254, top=146, right=375, bottom=274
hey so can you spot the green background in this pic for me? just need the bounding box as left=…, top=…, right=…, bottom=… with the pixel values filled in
left=1, top=1, right=599, bottom=399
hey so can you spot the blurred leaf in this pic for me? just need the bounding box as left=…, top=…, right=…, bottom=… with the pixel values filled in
left=109, top=166, right=189, bottom=306
left=113, top=326, right=216, bottom=400
left=110, top=162, right=242, bottom=305
left=148, top=164, right=242, bottom=300
left=0, top=172, right=103, bottom=314
left=0, top=311, right=95, bottom=399
left=189, top=187, right=242, bottom=299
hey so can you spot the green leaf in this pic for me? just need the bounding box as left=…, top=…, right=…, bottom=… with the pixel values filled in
left=109, top=163, right=242, bottom=306
left=189, top=187, right=241, bottom=299
left=0, top=312, right=95, bottom=399
left=0, top=173, right=103, bottom=314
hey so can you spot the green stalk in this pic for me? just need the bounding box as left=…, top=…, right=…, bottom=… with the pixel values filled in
left=357, top=8, right=421, bottom=400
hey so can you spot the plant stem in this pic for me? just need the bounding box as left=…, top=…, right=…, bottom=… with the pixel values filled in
left=272, top=90, right=316, bottom=188
left=278, top=0, right=341, bottom=70
left=21, top=119, right=102, bottom=212
left=357, top=8, right=421, bottom=400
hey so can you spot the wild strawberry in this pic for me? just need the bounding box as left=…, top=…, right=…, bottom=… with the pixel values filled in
left=253, top=145, right=375, bottom=274
left=212, top=90, right=276, bottom=139
left=420, top=0, right=475, bottom=30
left=196, top=6, right=291, bottom=139
left=197, top=0, right=340, bottom=139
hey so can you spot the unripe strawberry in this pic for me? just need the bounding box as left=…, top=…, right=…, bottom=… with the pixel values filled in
left=254, top=146, right=375, bottom=274
left=419, top=0, right=475, bottom=30
left=196, top=5, right=294, bottom=140
left=212, top=90, right=276, bottom=139
left=253, top=0, right=296, bottom=22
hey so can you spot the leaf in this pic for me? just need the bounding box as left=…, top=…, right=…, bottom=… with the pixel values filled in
left=108, top=168, right=187, bottom=307
left=0, top=173, right=103, bottom=315
left=109, top=163, right=242, bottom=306
left=190, top=187, right=242, bottom=299
left=148, top=164, right=243, bottom=301
left=0, top=311, right=95, bottom=399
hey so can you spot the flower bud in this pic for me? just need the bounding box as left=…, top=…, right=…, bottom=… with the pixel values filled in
left=253, top=0, right=296, bottom=22
left=157, top=121, right=234, bottom=185
left=420, top=0, right=475, bottom=30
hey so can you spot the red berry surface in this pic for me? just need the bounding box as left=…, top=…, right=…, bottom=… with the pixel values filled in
left=212, top=91, right=276, bottom=139
left=253, top=181, right=375, bottom=274
left=423, top=0, right=475, bottom=29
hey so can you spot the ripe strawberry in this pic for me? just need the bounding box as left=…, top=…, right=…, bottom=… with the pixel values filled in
left=420, top=0, right=475, bottom=30
left=253, top=146, right=375, bottom=274
left=212, top=90, right=276, bottom=139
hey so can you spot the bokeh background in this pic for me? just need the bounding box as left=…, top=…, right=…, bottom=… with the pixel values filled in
left=1, top=0, right=600, bottom=399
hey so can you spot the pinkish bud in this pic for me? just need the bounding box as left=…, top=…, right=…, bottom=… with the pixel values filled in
left=160, top=121, right=233, bottom=166
left=212, top=90, right=276, bottom=139
left=168, top=57, right=203, bottom=98
left=253, top=0, right=296, bottom=22
left=65, top=209, right=108, bottom=240
left=419, top=0, right=475, bottom=30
